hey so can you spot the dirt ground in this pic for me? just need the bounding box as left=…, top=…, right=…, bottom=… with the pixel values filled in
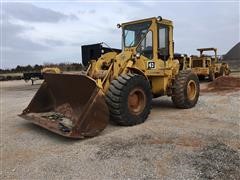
left=0, top=77, right=240, bottom=180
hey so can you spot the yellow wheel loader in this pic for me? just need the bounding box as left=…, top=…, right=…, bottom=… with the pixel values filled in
left=20, top=17, right=200, bottom=138
left=190, top=48, right=231, bottom=81
left=41, top=67, right=61, bottom=74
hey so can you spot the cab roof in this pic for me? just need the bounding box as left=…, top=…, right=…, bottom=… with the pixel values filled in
left=121, top=17, right=173, bottom=26
left=197, top=48, right=217, bottom=52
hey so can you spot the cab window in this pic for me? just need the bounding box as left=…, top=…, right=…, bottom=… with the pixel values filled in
left=137, top=30, right=153, bottom=59
left=158, top=25, right=169, bottom=60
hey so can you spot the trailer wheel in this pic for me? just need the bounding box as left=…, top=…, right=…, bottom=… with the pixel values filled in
left=172, top=70, right=200, bottom=109
left=106, top=73, right=152, bottom=126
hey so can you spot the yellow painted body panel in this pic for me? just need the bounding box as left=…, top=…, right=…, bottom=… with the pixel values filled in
left=191, top=67, right=209, bottom=75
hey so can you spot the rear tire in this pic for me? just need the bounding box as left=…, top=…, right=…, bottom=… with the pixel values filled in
left=220, top=66, right=226, bottom=76
left=209, top=70, right=215, bottom=81
left=106, top=73, right=152, bottom=126
left=225, top=68, right=231, bottom=75
left=172, top=70, right=200, bottom=109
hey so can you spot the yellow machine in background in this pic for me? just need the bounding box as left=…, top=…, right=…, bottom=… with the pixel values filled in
left=20, top=17, right=200, bottom=138
left=41, top=67, right=61, bottom=74
left=174, top=53, right=191, bottom=71
left=190, top=48, right=230, bottom=80
left=23, top=67, right=61, bottom=85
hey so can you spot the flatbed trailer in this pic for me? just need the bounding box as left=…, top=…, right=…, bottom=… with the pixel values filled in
left=23, top=72, right=43, bottom=85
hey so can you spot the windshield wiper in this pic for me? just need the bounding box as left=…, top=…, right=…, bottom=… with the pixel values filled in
left=128, top=30, right=145, bottom=47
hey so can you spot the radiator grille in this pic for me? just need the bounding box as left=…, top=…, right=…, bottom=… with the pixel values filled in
left=192, top=60, right=203, bottom=68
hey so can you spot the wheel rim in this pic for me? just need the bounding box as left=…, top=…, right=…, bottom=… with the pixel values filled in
left=187, top=80, right=197, bottom=101
left=128, top=88, right=146, bottom=115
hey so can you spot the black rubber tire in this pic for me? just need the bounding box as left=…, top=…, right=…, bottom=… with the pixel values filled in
left=172, top=70, right=200, bottom=109
left=209, top=70, right=215, bottom=81
left=198, top=75, right=205, bottom=81
left=225, top=68, right=231, bottom=75
left=106, top=73, right=152, bottom=126
left=220, top=66, right=226, bottom=76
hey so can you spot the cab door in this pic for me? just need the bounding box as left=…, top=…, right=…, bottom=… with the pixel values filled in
left=158, top=24, right=170, bottom=61
left=137, top=30, right=153, bottom=60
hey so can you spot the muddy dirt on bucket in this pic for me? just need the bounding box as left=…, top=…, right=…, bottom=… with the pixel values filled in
left=55, top=103, right=74, bottom=120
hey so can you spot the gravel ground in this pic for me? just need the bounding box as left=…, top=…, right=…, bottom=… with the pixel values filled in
left=1, top=79, right=240, bottom=180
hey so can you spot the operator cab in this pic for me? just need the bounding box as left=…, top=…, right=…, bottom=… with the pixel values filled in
left=197, top=47, right=218, bottom=63
left=120, top=16, right=173, bottom=62
left=123, top=21, right=153, bottom=59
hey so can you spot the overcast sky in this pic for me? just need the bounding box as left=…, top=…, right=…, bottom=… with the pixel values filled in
left=1, top=0, right=239, bottom=69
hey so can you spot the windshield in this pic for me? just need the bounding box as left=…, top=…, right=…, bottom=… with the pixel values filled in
left=123, top=21, right=151, bottom=48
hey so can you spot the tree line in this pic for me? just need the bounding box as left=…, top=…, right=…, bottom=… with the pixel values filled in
left=0, top=63, right=84, bottom=74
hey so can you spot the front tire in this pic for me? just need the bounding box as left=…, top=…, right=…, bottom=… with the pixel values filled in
left=106, top=73, right=152, bottom=126
left=198, top=75, right=205, bottom=81
left=220, top=66, right=226, bottom=76
left=172, top=70, right=200, bottom=109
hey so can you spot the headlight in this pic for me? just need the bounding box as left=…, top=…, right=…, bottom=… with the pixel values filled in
left=157, top=16, right=162, bottom=21
left=136, top=52, right=141, bottom=58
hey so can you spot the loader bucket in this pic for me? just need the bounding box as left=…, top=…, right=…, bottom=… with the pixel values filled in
left=19, top=73, right=109, bottom=139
